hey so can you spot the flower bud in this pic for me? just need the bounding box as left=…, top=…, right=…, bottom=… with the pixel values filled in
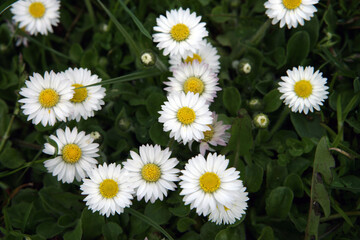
left=140, top=51, right=156, bottom=67
left=253, top=113, right=269, bottom=128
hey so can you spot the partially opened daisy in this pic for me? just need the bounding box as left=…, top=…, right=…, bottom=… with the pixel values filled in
left=123, top=144, right=180, bottom=203
left=64, top=67, right=106, bottom=122
left=80, top=163, right=134, bottom=217
left=264, top=0, right=318, bottom=29
left=153, top=8, right=208, bottom=56
left=11, top=0, right=60, bottom=35
left=158, top=92, right=213, bottom=144
left=165, top=61, right=221, bottom=103
left=169, top=40, right=220, bottom=73
left=43, top=127, right=99, bottom=183
left=179, top=153, right=244, bottom=216
left=278, top=66, right=328, bottom=114
left=190, top=112, right=231, bottom=156
left=208, top=191, right=249, bottom=225
left=19, top=71, right=73, bottom=126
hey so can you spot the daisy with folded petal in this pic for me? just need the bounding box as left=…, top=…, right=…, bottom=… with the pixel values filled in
left=179, top=153, right=244, bottom=216
left=208, top=190, right=249, bottom=225
left=123, top=144, right=180, bottom=203
left=158, top=92, right=213, bottom=144
left=153, top=8, right=208, bottom=56
left=169, top=40, right=220, bottom=73
left=43, top=127, right=99, bottom=183
left=278, top=66, right=328, bottom=114
left=11, top=0, right=60, bottom=35
left=191, top=112, right=231, bottom=156
left=64, top=67, right=106, bottom=122
left=264, top=0, right=318, bottom=29
left=165, top=61, right=221, bottom=103
left=19, top=71, right=73, bottom=126
left=80, top=163, right=134, bottom=217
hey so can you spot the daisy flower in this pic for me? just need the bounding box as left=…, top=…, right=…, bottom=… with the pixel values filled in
left=179, top=153, right=244, bottom=216
left=169, top=40, right=220, bottom=73
left=6, top=20, right=29, bottom=47
left=190, top=112, right=231, bottom=156
left=64, top=67, right=106, bottom=122
left=278, top=66, right=328, bottom=114
left=43, top=127, right=99, bottom=183
left=208, top=191, right=249, bottom=225
left=153, top=8, right=208, bottom=56
left=19, top=71, right=73, bottom=126
left=80, top=163, right=134, bottom=217
left=264, top=0, right=319, bottom=29
left=123, top=144, right=180, bottom=203
left=158, top=92, right=213, bottom=144
left=11, top=0, right=60, bottom=35
left=165, top=61, right=221, bottom=103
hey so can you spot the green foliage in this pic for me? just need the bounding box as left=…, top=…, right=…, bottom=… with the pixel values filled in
left=1, top=0, right=360, bottom=239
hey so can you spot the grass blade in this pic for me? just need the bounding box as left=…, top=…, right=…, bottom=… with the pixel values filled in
left=126, top=208, right=174, bottom=240
left=118, top=0, right=152, bottom=40
left=27, top=36, right=71, bottom=60
left=0, top=0, right=16, bottom=15
left=97, top=0, right=140, bottom=56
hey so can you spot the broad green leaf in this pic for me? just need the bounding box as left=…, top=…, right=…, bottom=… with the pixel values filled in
left=80, top=49, right=98, bottom=68
left=263, top=89, right=282, bottom=113
left=284, top=173, right=304, bottom=198
left=286, top=31, right=310, bottom=67
left=0, top=146, right=25, bottom=169
left=257, top=226, right=274, bottom=240
left=314, top=137, right=335, bottom=184
left=265, top=187, right=294, bottom=219
left=69, top=43, right=83, bottom=62
left=223, top=87, right=241, bottom=115
left=211, top=6, right=231, bottom=23
left=177, top=217, right=196, bottom=233
left=81, top=208, right=104, bottom=240
left=102, top=222, right=123, bottom=240
left=146, top=92, right=166, bottom=116
left=169, top=204, right=190, bottom=217
left=289, top=212, right=307, bottom=232
left=290, top=112, right=325, bottom=139
left=149, top=122, right=169, bottom=147
left=245, top=163, right=263, bottom=193
left=200, top=222, right=224, bottom=240
left=64, top=220, right=82, bottom=240
left=226, top=114, right=253, bottom=157
left=144, top=201, right=172, bottom=225
left=266, top=161, right=288, bottom=189
left=36, top=221, right=64, bottom=239
left=6, top=202, right=33, bottom=231
left=323, top=4, right=337, bottom=33
left=58, top=214, right=78, bottom=228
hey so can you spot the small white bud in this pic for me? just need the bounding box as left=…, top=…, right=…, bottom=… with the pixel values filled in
left=140, top=51, right=156, bottom=67
left=242, top=63, right=252, bottom=74
left=90, top=131, right=101, bottom=140
left=253, top=113, right=269, bottom=128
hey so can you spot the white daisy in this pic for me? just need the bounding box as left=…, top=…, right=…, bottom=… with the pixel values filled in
left=19, top=71, right=73, bottom=126
left=158, top=92, right=213, bottom=144
left=264, top=0, right=318, bottom=29
left=278, top=66, right=328, bottom=114
left=153, top=8, right=208, bottom=56
left=169, top=40, right=220, bottom=73
left=64, top=67, right=106, bottom=122
left=179, top=153, right=244, bottom=216
left=6, top=20, right=29, bottom=47
left=165, top=61, right=221, bottom=103
left=11, top=0, right=60, bottom=36
left=190, top=112, right=231, bottom=156
left=43, top=127, right=99, bottom=183
left=80, top=163, right=134, bottom=217
left=123, top=144, right=180, bottom=203
left=208, top=191, right=249, bottom=225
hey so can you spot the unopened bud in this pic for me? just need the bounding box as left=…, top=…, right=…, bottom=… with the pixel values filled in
left=248, top=98, right=262, bottom=111
left=140, top=51, right=156, bottom=67
left=90, top=131, right=101, bottom=140
left=253, top=113, right=269, bottom=128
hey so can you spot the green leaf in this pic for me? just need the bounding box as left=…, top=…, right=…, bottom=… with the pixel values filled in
left=211, top=6, right=231, bottom=23
left=289, top=212, right=307, bottom=232
left=177, top=217, right=196, bottom=233
left=257, top=226, right=274, bottom=240
left=223, top=87, right=241, bottom=115
left=200, top=222, right=224, bottom=240
left=146, top=92, right=166, bottom=116
left=244, top=163, right=263, bottom=193
left=64, top=220, right=82, bottom=240
left=69, top=43, right=83, bottom=62
left=266, top=186, right=294, bottom=219
left=6, top=201, right=33, bottom=231
left=149, top=122, right=169, bottom=147
left=266, top=161, right=288, bottom=189
left=323, top=4, right=337, bottom=33
left=169, top=204, right=190, bottom=217
left=144, top=201, right=172, bottom=225
left=36, top=221, right=64, bottom=239
left=263, top=89, right=282, bottom=113
left=0, top=146, right=25, bottom=169
left=81, top=208, right=104, bottom=240
left=102, top=222, right=123, bottom=240
left=286, top=31, right=310, bottom=67
left=0, top=0, right=16, bottom=15
left=226, top=114, right=253, bottom=157
left=290, top=112, right=325, bottom=139
left=80, top=49, right=98, bottom=68
left=118, top=0, right=152, bottom=39
left=284, top=173, right=304, bottom=198
left=314, top=137, right=335, bottom=185
left=313, top=182, right=330, bottom=218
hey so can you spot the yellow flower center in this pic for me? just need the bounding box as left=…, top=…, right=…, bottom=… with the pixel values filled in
left=294, top=80, right=313, bottom=98
left=183, top=77, right=204, bottom=95
left=202, top=125, right=214, bottom=142
left=170, top=23, right=190, bottom=42
left=62, top=144, right=82, bottom=164
left=177, top=107, right=196, bottom=125
left=282, top=0, right=302, bottom=10
left=184, top=54, right=202, bottom=64
left=71, top=84, right=88, bottom=103
left=38, top=89, right=59, bottom=108
left=199, top=172, right=221, bottom=193
left=141, top=163, right=161, bottom=182
left=29, top=2, right=46, bottom=18
left=99, top=179, right=119, bottom=198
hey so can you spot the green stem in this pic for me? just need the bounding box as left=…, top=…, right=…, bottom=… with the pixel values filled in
left=269, top=107, right=290, bottom=137
left=320, top=211, right=360, bottom=222
left=0, top=103, right=19, bottom=153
